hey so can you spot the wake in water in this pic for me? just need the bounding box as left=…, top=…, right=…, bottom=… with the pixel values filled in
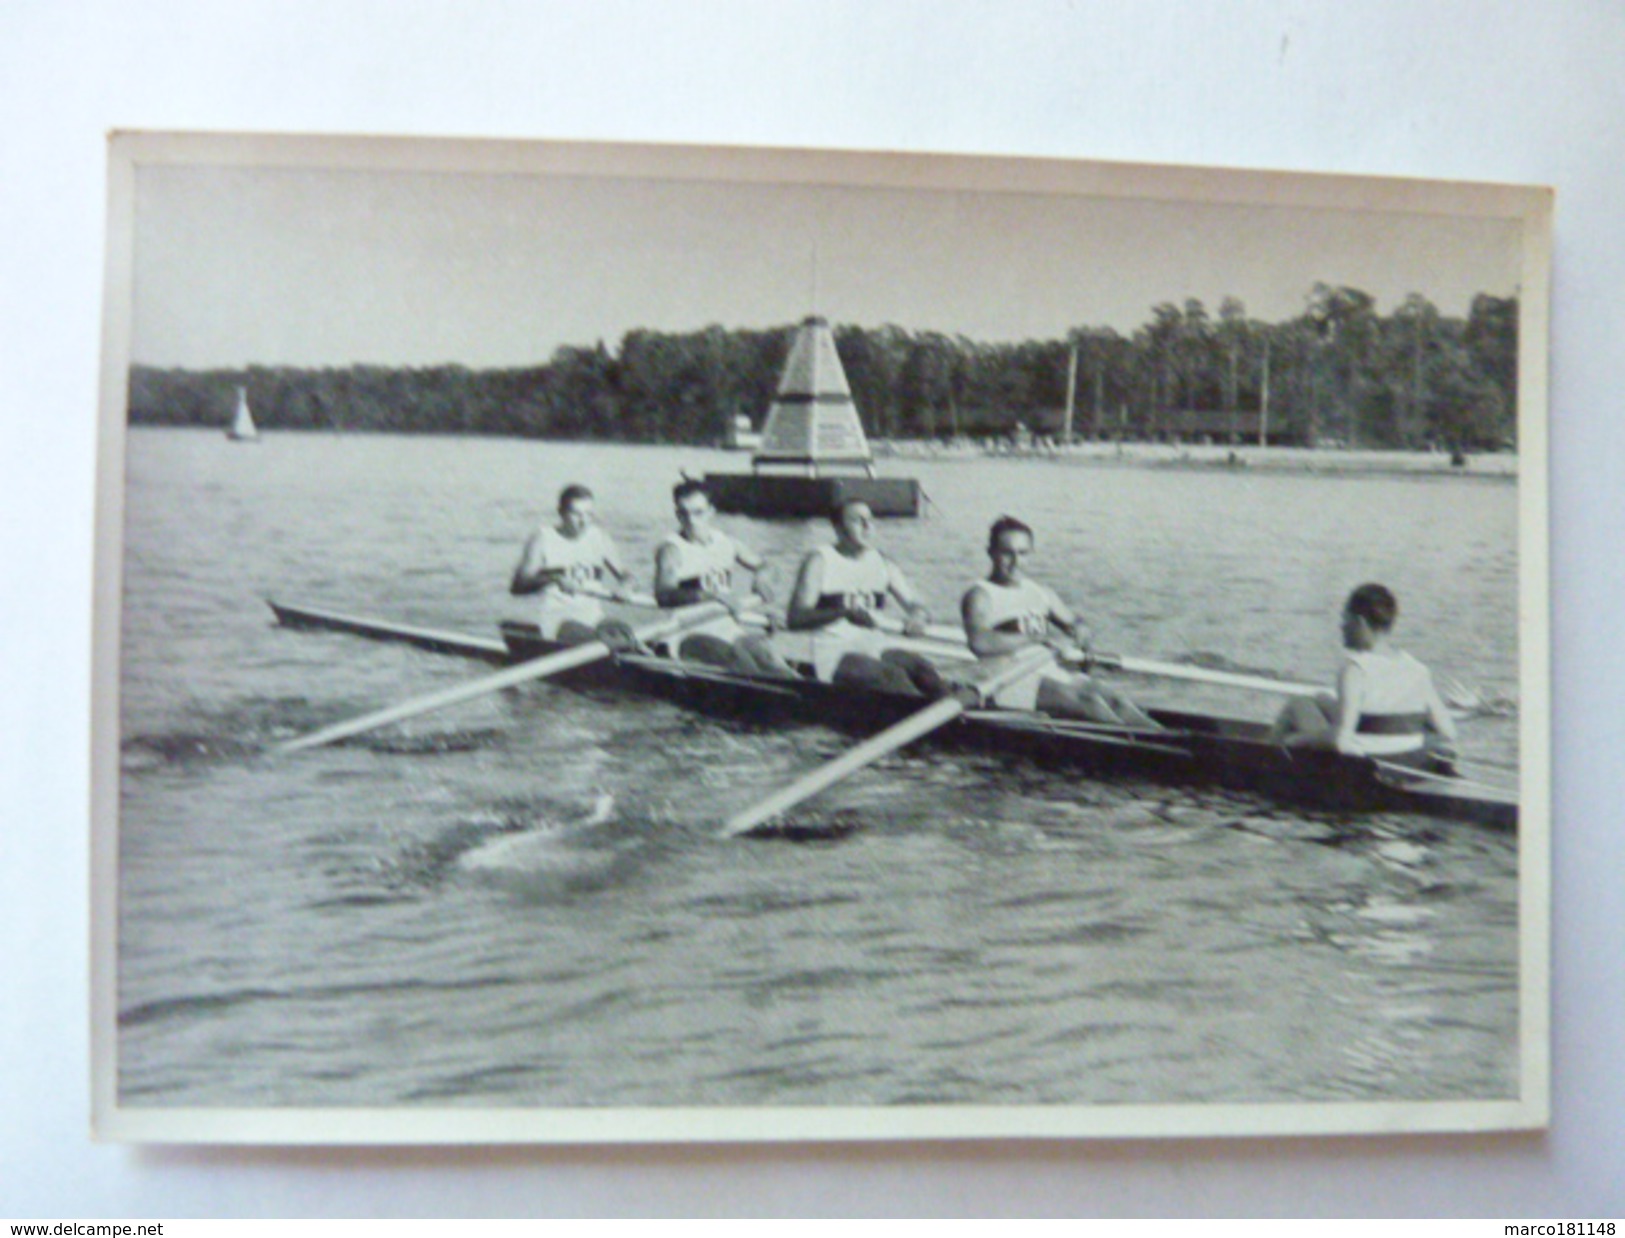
left=733, top=809, right=866, bottom=844
left=358, top=729, right=507, bottom=755
left=120, top=694, right=511, bottom=771
left=120, top=731, right=260, bottom=769
left=1437, top=677, right=1519, bottom=719
left=119, top=696, right=336, bottom=768
left=447, top=791, right=641, bottom=898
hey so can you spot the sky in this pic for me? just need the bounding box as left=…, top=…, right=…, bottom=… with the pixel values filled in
left=129, top=154, right=1526, bottom=369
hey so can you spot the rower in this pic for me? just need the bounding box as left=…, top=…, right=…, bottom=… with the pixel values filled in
left=960, top=515, right=1157, bottom=727
left=509, top=483, right=637, bottom=646
left=654, top=480, right=796, bottom=677
left=1271, top=582, right=1458, bottom=762
left=785, top=498, right=946, bottom=697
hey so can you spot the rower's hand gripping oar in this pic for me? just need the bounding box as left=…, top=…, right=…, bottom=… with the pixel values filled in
left=771, top=603, right=1467, bottom=712
left=277, top=601, right=729, bottom=755
left=790, top=612, right=1335, bottom=699
left=719, top=645, right=1054, bottom=838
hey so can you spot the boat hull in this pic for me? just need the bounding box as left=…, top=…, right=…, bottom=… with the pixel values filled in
left=269, top=599, right=1517, bottom=829
left=500, top=623, right=1516, bottom=828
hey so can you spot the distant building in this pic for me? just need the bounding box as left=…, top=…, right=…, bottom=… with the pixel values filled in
left=724, top=413, right=761, bottom=452
left=1160, top=408, right=1301, bottom=447
left=1019, top=406, right=1301, bottom=446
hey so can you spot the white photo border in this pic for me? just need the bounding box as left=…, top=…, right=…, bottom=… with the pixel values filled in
left=91, top=130, right=1552, bottom=1145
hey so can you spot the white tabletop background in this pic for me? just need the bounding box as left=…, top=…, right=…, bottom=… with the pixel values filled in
left=2, top=0, right=1620, bottom=1217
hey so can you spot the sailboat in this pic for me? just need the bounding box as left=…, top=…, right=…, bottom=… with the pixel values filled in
left=226, top=385, right=259, bottom=442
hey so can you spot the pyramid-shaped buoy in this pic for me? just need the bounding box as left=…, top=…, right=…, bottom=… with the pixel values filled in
left=754, top=316, right=872, bottom=468
left=705, top=316, right=921, bottom=518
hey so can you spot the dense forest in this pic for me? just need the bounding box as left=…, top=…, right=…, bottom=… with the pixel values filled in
left=129, top=285, right=1518, bottom=450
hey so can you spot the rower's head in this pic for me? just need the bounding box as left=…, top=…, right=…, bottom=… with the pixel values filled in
left=830, top=498, right=877, bottom=551
left=1341, top=582, right=1397, bottom=650
left=556, top=484, right=595, bottom=538
left=987, top=515, right=1036, bottom=585
left=672, top=479, right=715, bottom=538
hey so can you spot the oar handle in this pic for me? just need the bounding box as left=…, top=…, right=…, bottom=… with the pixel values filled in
left=606, top=586, right=1326, bottom=698
left=588, top=584, right=777, bottom=630
left=575, top=584, right=659, bottom=609
left=278, top=601, right=727, bottom=754
left=719, top=645, right=1052, bottom=837
left=861, top=613, right=966, bottom=644
left=825, top=615, right=1326, bottom=698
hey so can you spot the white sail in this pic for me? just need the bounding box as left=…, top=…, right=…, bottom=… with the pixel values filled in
left=227, top=386, right=258, bottom=441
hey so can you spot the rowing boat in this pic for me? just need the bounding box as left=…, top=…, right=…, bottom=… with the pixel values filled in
left=268, top=599, right=1518, bottom=829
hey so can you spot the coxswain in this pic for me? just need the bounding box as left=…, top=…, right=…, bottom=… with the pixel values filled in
left=509, top=483, right=637, bottom=645
left=1270, top=582, right=1458, bottom=762
left=960, top=515, right=1157, bottom=727
left=786, top=498, right=945, bottom=696
left=654, top=480, right=796, bottom=677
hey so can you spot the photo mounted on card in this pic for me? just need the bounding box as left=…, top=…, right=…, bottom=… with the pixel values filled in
left=91, top=132, right=1550, bottom=1143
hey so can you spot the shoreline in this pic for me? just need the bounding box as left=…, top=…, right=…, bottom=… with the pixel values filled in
left=872, top=440, right=1518, bottom=479
left=132, top=424, right=1518, bottom=480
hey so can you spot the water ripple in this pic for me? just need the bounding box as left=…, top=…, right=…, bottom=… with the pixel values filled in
left=120, top=973, right=518, bottom=1029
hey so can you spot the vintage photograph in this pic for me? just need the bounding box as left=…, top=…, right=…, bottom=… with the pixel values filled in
left=91, top=133, right=1549, bottom=1142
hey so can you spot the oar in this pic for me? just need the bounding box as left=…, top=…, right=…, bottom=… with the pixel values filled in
left=741, top=599, right=1346, bottom=701
left=1370, top=758, right=1517, bottom=799
left=617, top=585, right=782, bottom=632
left=785, top=606, right=1471, bottom=712
left=569, top=584, right=658, bottom=609
left=719, top=645, right=1054, bottom=838
left=1090, top=653, right=1499, bottom=728
left=1085, top=652, right=1322, bottom=697
left=794, top=614, right=1329, bottom=696
left=277, top=601, right=728, bottom=754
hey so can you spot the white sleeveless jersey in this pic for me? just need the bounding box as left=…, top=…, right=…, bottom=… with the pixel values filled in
left=958, top=577, right=1070, bottom=709
left=811, top=544, right=895, bottom=613
left=659, top=530, right=738, bottom=595
left=534, top=525, right=617, bottom=588
left=531, top=525, right=618, bottom=637
left=1343, top=647, right=1433, bottom=754
left=791, top=546, right=908, bottom=681
left=965, top=577, right=1063, bottom=639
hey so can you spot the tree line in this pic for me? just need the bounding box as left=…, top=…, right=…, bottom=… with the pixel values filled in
left=128, top=285, right=1518, bottom=450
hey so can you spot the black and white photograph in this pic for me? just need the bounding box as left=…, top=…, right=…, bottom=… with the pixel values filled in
left=91, top=132, right=1549, bottom=1143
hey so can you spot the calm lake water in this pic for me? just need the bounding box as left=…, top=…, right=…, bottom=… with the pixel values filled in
left=115, top=428, right=1522, bottom=1111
